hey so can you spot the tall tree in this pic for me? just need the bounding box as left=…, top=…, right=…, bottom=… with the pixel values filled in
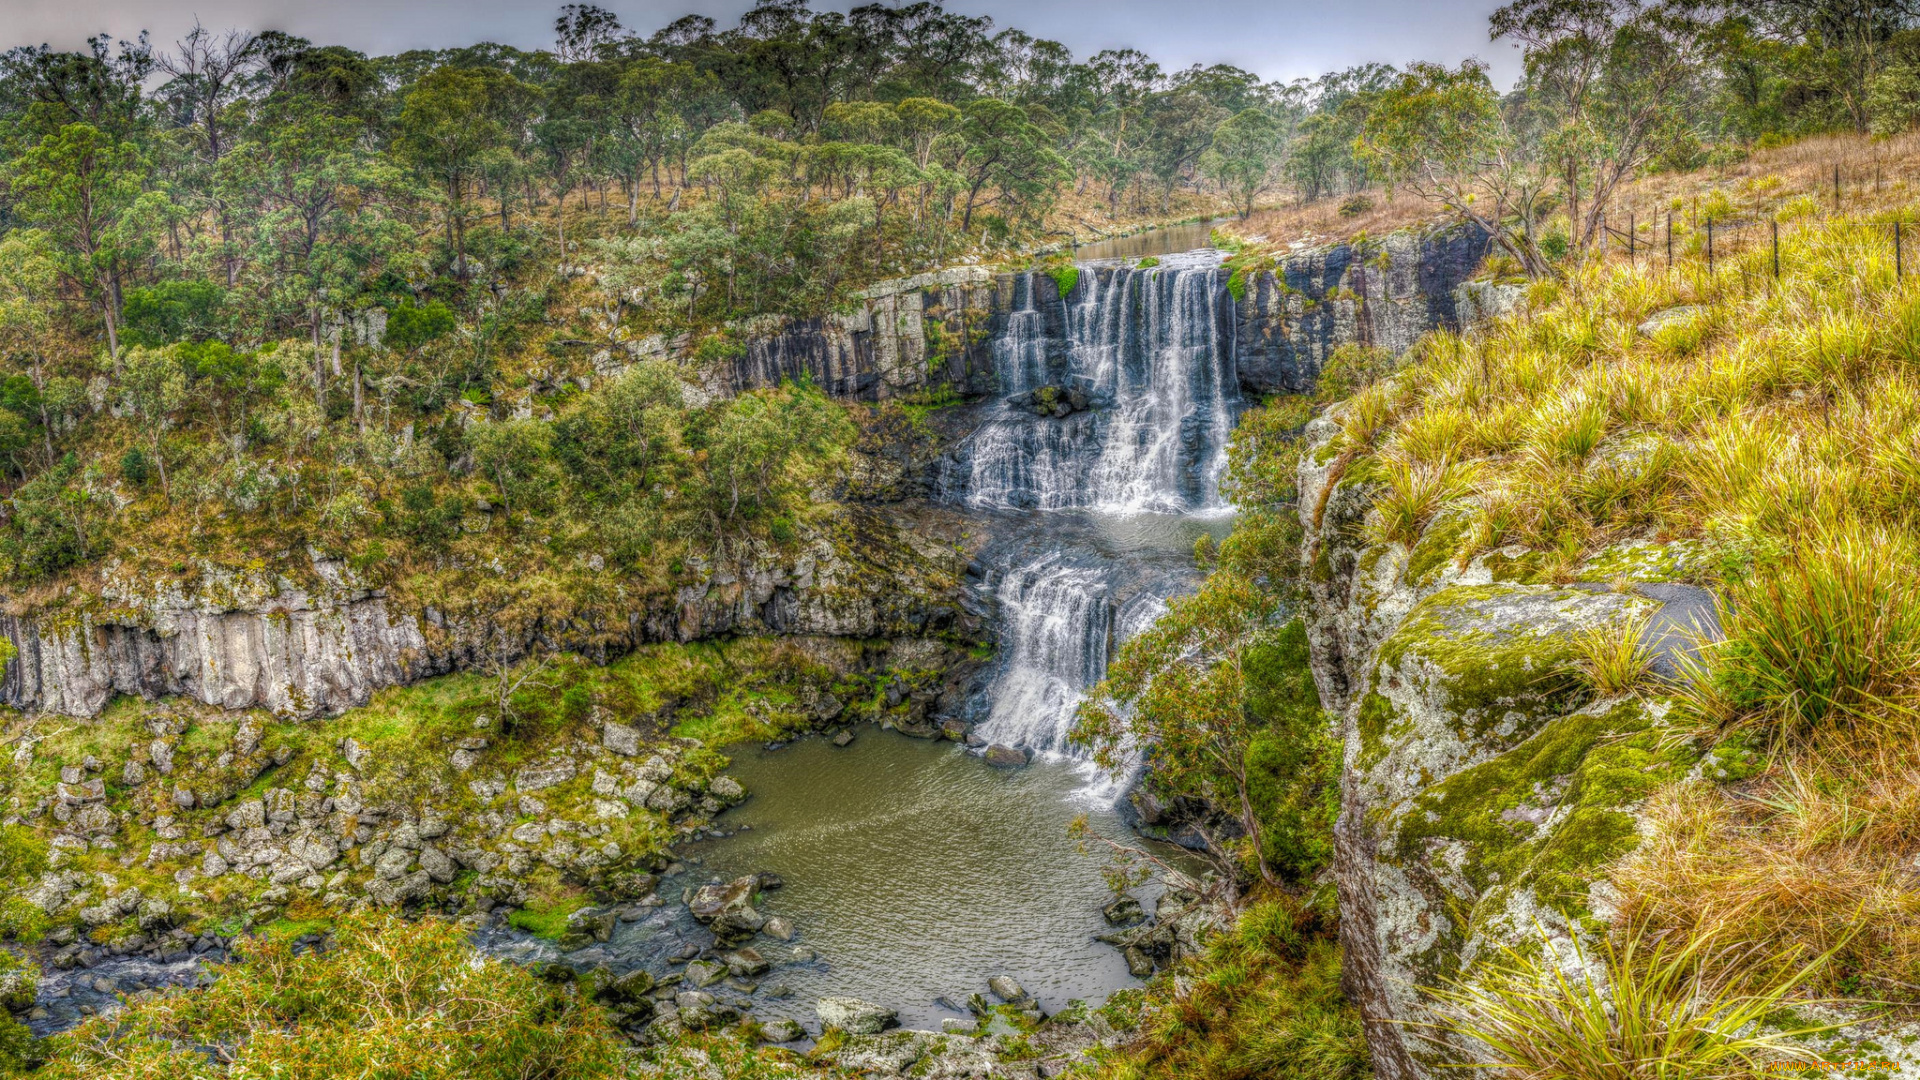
left=5, top=123, right=163, bottom=364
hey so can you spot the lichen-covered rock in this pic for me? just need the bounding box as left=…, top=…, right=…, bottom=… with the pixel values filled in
left=816, top=996, right=899, bottom=1034
left=1298, top=414, right=1707, bottom=1080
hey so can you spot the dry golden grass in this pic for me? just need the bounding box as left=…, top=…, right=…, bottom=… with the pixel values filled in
left=1611, top=733, right=1920, bottom=1001
left=1318, top=129, right=1920, bottom=1009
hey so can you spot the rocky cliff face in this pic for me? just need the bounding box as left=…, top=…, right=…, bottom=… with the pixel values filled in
left=2, top=508, right=975, bottom=721
left=1234, top=224, right=1493, bottom=395
left=1295, top=408, right=1711, bottom=1080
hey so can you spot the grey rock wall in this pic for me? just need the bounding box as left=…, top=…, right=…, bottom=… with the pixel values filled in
left=2, top=509, right=974, bottom=720
left=1234, top=224, right=1492, bottom=395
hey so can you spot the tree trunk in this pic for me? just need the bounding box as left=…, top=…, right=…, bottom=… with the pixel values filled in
left=311, top=301, right=327, bottom=409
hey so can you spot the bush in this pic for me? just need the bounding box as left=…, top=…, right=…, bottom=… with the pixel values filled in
left=1089, top=896, right=1368, bottom=1080
left=35, top=913, right=625, bottom=1080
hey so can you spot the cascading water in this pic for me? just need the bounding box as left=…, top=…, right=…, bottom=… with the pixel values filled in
left=961, top=256, right=1241, bottom=771
left=948, top=263, right=1240, bottom=515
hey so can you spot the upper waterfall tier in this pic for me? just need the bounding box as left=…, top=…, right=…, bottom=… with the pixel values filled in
left=943, top=265, right=1242, bottom=515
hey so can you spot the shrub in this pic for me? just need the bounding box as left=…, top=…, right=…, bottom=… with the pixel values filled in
left=1086, top=896, right=1369, bottom=1080
left=35, top=913, right=625, bottom=1080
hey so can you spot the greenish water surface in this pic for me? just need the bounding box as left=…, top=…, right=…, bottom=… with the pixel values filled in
left=685, top=732, right=1164, bottom=1029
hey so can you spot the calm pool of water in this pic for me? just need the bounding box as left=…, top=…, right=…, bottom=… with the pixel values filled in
left=682, top=732, right=1167, bottom=1029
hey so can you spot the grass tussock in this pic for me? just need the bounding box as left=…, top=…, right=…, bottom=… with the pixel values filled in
left=1611, top=740, right=1920, bottom=1001
left=34, top=913, right=627, bottom=1080
left=1088, top=895, right=1369, bottom=1080
left=1566, top=608, right=1658, bottom=697
left=1429, top=923, right=1837, bottom=1080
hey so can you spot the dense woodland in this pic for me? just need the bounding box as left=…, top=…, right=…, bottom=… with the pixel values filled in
left=0, top=0, right=1916, bottom=593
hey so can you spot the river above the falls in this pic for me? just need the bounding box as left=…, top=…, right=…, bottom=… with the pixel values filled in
left=1073, top=219, right=1230, bottom=263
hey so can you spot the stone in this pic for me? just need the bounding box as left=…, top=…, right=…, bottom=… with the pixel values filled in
left=688, top=876, right=757, bottom=922
left=1124, top=946, right=1155, bottom=978
left=601, top=722, right=642, bottom=756
left=225, top=800, right=267, bottom=832
left=816, top=997, right=897, bottom=1034
left=514, top=760, right=577, bottom=792
left=340, top=738, right=371, bottom=771
left=759, top=1017, right=804, bottom=1043
left=761, top=915, right=794, bottom=942
left=417, top=845, right=456, bottom=884
left=597, top=968, right=655, bottom=1003
left=723, top=947, right=769, bottom=977
left=509, top=821, right=547, bottom=845
left=683, top=960, right=726, bottom=988
left=709, top=775, right=746, bottom=803
left=983, top=744, right=1029, bottom=768
left=939, top=719, right=969, bottom=741
left=1636, top=304, right=1706, bottom=339
left=831, top=729, right=855, bottom=748
left=1103, top=896, right=1145, bottom=926
left=987, top=975, right=1027, bottom=1002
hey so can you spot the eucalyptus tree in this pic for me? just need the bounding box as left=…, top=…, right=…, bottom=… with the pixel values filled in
left=5, top=122, right=166, bottom=365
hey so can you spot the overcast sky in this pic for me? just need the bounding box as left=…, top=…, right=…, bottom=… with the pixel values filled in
left=3, top=0, right=1524, bottom=89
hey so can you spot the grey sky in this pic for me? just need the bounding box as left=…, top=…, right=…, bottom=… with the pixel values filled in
left=3, top=0, right=1523, bottom=88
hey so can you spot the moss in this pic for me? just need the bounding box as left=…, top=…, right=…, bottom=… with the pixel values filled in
left=1392, top=699, right=1696, bottom=918
left=1227, top=267, right=1249, bottom=303
left=1406, top=509, right=1472, bottom=589
left=1355, top=691, right=1398, bottom=772
left=1373, top=584, right=1592, bottom=747
left=0, top=950, right=38, bottom=1012
left=1048, top=265, right=1079, bottom=299
left=1575, top=539, right=1704, bottom=584
left=507, top=895, right=589, bottom=940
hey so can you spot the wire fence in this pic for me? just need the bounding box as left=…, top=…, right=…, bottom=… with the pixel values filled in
left=1594, top=160, right=1920, bottom=283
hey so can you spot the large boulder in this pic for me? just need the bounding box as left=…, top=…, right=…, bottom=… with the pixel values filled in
left=1297, top=410, right=1707, bottom=1080
left=816, top=996, right=898, bottom=1034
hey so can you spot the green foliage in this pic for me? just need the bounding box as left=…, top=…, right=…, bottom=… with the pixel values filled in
left=507, top=896, right=589, bottom=940
left=121, top=280, right=226, bottom=347
left=35, top=913, right=626, bottom=1080
left=384, top=300, right=455, bottom=354
left=1087, top=896, right=1369, bottom=1080
left=1241, top=623, right=1342, bottom=879
left=1049, top=265, right=1080, bottom=299
left=1693, top=522, right=1920, bottom=738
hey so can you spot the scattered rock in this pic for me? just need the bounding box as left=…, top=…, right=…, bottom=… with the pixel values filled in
left=816, top=996, right=898, bottom=1034
left=601, top=722, right=642, bottom=756
left=939, top=719, right=969, bottom=741
left=683, top=960, right=726, bottom=988
left=1103, top=896, right=1145, bottom=926
left=687, top=876, right=757, bottom=923
left=597, top=968, right=655, bottom=1003
left=832, top=729, right=855, bottom=748
left=759, top=1017, right=804, bottom=1043
left=709, top=776, right=746, bottom=803
left=723, top=947, right=770, bottom=977
left=761, top=915, right=794, bottom=942
left=987, top=975, right=1027, bottom=1002
left=513, top=760, right=577, bottom=792
left=983, top=744, right=1029, bottom=768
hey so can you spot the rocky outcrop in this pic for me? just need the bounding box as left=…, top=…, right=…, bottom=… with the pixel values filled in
left=3, top=507, right=977, bottom=720
left=1, top=559, right=427, bottom=720
left=600, top=268, right=1009, bottom=402
left=1296, top=408, right=1710, bottom=1080
left=1234, top=224, right=1493, bottom=394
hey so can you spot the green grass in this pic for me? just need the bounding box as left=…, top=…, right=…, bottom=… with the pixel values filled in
left=507, top=896, right=590, bottom=940
left=1428, top=922, right=1840, bottom=1080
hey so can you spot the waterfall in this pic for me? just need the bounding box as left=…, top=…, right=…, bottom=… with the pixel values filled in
left=961, top=258, right=1239, bottom=768
left=978, top=555, right=1113, bottom=757
left=947, top=265, right=1240, bottom=515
